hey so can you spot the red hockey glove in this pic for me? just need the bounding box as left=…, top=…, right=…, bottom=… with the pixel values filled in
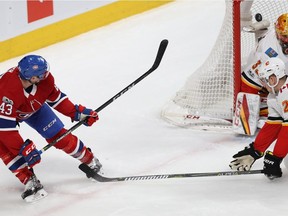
left=74, top=104, right=99, bottom=126
left=19, top=139, right=41, bottom=167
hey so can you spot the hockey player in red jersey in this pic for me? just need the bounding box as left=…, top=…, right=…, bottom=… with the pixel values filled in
left=230, top=57, right=288, bottom=180
left=0, top=55, right=102, bottom=202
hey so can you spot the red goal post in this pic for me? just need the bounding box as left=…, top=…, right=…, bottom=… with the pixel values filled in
left=161, top=0, right=288, bottom=130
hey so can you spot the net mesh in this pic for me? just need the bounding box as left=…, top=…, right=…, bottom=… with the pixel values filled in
left=161, top=0, right=288, bottom=128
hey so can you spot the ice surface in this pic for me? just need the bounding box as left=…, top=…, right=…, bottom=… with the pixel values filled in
left=0, top=1, right=287, bottom=216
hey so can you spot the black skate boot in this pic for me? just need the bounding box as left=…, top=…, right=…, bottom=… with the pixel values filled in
left=21, top=174, right=48, bottom=203
left=79, top=156, right=102, bottom=179
left=86, top=157, right=103, bottom=178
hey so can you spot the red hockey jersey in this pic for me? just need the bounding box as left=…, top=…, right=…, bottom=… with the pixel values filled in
left=0, top=67, right=75, bottom=147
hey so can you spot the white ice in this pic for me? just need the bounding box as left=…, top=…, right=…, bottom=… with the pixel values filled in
left=0, top=1, right=288, bottom=216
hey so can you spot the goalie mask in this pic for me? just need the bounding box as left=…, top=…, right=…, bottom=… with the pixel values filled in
left=258, top=57, right=286, bottom=93
left=275, top=13, right=288, bottom=55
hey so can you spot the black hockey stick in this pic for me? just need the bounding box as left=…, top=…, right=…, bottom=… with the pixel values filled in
left=39, top=39, right=169, bottom=154
left=79, top=163, right=264, bottom=182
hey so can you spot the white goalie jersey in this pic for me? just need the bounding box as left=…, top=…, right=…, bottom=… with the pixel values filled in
left=242, top=28, right=288, bottom=90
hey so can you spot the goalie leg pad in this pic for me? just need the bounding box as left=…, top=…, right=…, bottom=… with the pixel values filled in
left=233, top=92, right=260, bottom=136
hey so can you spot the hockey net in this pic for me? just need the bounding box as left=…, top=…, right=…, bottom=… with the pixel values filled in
left=161, top=0, right=288, bottom=129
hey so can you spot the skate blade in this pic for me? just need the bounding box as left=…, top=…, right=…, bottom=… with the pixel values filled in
left=24, top=189, right=48, bottom=203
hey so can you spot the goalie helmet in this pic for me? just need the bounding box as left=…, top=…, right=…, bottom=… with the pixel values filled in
left=275, top=13, right=288, bottom=36
left=18, top=55, right=49, bottom=80
left=275, top=13, right=288, bottom=54
left=258, top=57, right=286, bottom=89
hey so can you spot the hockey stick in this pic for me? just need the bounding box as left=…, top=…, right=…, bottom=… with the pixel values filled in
left=39, top=39, right=169, bottom=154
left=79, top=163, right=264, bottom=182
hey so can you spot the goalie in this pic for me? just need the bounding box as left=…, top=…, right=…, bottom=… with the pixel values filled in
left=233, top=13, right=288, bottom=135
left=230, top=57, right=288, bottom=180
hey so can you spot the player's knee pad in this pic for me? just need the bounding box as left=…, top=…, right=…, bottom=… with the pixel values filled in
left=47, top=128, right=76, bottom=152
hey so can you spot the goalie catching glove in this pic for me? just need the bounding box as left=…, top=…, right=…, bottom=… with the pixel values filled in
left=229, top=142, right=263, bottom=171
left=74, top=104, right=99, bottom=126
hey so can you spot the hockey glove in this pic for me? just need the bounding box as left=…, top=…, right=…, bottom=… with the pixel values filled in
left=19, top=139, right=41, bottom=168
left=74, top=104, right=99, bottom=126
left=229, top=142, right=263, bottom=171
left=263, top=151, right=283, bottom=180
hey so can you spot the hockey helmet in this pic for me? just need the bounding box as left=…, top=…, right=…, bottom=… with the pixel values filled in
left=18, top=55, right=49, bottom=80
left=275, top=13, right=288, bottom=54
left=275, top=13, right=288, bottom=36
left=258, top=57, right=286, bottom=88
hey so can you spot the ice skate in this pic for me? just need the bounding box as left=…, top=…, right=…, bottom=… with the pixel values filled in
left=21, top=174, right=48, bottom=203
left=79, top=156, right=103, bottom=179
left=87, top=157, right=103, bottom=177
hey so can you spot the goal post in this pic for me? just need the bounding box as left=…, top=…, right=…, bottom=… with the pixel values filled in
left=161, top=0, right=288, bottom=129
left=233, top=0, right=241, bottom=100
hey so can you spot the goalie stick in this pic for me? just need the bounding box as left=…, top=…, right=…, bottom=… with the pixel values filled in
left=79, top=163, right=263, bottom=182
left=39, top=39, right=169, bottom=154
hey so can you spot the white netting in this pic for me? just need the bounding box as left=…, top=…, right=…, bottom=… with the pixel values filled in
left=161, top=0, right=288, bottom=128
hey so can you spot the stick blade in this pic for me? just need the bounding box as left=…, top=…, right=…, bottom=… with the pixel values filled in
left=152, top=39, right=169, bottom=70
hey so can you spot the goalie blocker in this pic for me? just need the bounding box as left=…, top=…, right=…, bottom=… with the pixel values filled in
left=232, top=92, right=260, bottom=136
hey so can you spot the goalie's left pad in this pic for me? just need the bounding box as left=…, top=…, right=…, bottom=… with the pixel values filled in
left=232, top=92, right=260, bottom=136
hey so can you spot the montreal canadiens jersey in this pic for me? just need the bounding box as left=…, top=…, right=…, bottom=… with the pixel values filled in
left=242, top=28, right=288, bottom=90
left=0, top=67, right=75, bottom=132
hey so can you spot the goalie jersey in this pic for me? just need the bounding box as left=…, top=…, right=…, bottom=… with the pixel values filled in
left=241, top=28, right=288, bottom=93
